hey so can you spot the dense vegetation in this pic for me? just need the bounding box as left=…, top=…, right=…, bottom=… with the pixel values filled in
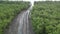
left=0, top=1, right=29, bottom=34
left=31, top=1, right=60, bottom=34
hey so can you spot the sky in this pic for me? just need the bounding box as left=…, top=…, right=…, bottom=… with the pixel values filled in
left=9, top=0, right=60, bottom=1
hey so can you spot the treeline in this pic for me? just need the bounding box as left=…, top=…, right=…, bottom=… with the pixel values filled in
left=31, top=1, right=60, bottom=34
left=0, top=1, right=30, bottom=34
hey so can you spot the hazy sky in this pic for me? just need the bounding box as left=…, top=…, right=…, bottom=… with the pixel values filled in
left=9, top=0, right=60, bottom=1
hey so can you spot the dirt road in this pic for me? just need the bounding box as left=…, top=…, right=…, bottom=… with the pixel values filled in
left=4, top=5, right=34, bottom=34
left=18, top=6, right=34, bottom=34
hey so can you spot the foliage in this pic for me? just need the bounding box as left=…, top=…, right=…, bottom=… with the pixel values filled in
left=0, top=1, right=29, bottom=34
left=31, top=1, right=60, bottom=34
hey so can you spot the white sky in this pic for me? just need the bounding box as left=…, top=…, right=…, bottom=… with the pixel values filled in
left=9, top=0, right=60, bottom=1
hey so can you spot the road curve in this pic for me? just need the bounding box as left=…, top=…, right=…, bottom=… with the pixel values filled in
left=4, top=5, right=34, bottom=34
left=18, top=5, right=33, bottom=34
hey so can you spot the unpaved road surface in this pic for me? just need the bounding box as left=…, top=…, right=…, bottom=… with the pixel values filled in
left=4, top=6, right=34, bottom=34
left=18, top=6, right=34, bottom=34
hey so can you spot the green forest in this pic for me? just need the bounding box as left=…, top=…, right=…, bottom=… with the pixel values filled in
left=31, top=1, right=60, bottom=34
left=0, top=1, right=29, bottom=34
left=0, top=1, right=60, bottom=34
